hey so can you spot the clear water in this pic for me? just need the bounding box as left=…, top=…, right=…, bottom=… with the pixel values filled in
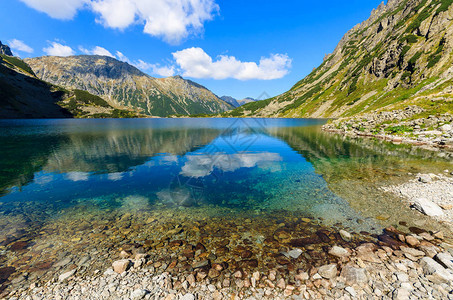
left=0, top=118, right=451, bottom=229
left=1, top=118, right=453, bottom=292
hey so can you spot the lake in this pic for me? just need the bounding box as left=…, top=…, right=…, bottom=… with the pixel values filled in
left=0, top=118, right=452, bottom=292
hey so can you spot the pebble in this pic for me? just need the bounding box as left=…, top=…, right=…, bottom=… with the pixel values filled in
left=112, top=259, right=131, bottom=274
left=339, top=230, right=352, bottom=242
left=317, top=264, right=337, bottom=279
left=328, top=246, right=350, bottom=258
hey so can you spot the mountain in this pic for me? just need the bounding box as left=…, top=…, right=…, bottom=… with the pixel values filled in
left=220, top=96, right=260, bottom=107
left=220, top=96, right=240, bottom=107
left=237, top=97, right=259, bottom=106
left=225, top=0, right=453, bottom=119
left=0, top=41, right=144, bottom=119
left=0, top=41, right=12, bottom=56
left=26, top=55, right=233, bottom=117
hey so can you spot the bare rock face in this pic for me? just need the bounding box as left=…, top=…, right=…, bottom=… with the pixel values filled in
left=25, top=55, right=233, bottom=117
left=0, top=41, right=12, bottom=56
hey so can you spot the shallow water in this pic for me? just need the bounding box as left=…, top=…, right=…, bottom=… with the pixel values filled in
left=0, top=118, right=452, bottom=293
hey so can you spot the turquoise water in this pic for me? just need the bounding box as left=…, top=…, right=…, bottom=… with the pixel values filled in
left=2, top=118, right=453, bottom=293
left=1, top=118, right=452, bottom=228
left=0, top=118, right=362, bottom=224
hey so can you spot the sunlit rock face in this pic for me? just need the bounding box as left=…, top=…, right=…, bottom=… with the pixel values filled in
left=26, top=55, right=233, bottom=116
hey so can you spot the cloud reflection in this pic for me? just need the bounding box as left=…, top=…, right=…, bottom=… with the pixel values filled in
left=180, top=152, right=282, bottom=178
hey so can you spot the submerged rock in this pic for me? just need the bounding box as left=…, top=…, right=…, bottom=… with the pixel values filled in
left=411, top=198, right=444, bottom=217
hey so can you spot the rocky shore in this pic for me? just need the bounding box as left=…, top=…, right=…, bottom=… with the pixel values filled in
left=323, top=106, right=453, bottom=153
left=3, top=206, right=453, bottom=300
left=383, top=173, right=453, bottom=229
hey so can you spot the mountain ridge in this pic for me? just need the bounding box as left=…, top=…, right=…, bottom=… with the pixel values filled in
left=26, top=55, right=233, bottom=117
left=224, top=0, right=453, bottom=120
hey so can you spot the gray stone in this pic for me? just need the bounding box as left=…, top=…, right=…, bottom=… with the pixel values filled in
left=340, top=266, right=367, bottom=285
left=318, top=264, right=337, bottom=279
left=412, top=198, right=444, bottom=217
left=192, top=259, right=209, bottom=269
left=401, top=246, right=425, bottom=257
left=419, top=257, right=453, bottom=283
left=440, top=124, right=452, bottom=132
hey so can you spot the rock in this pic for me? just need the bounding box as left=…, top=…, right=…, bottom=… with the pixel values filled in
left=405, top=236, right=420, bottom=247
left=276, top=278, right=286, bottom=289
left=339, top=230, right=352, bottom=242
left=287, top=249, right=303, bottom=259
left=340, top=266, right=367, bottom=285
left=440, top=124, right=452, bottom=132
left=419, top=232, right=434, bottom=241
left=328, top=246, right=350, bottom=258
left=112, top=259, right=131, bottom=274
left=208, top=268, right=220, bottom=278
left=131, top=289, right=147, bottom=300
left=345, top=286, right=357, bottom=297
left=401, top=246, right=425, bottom=257
left=411, top=198, right=444, bottom=217
left=419, top=257, right=453, bottom=283
left=192, top=260, right=209, bottom=269
left=180, top=294, right=195, bottom=300
left=58, top=269, right=76, bottom=282
left=435, top=252, right=453, bottom=270
left=393, top=287, right=411, bottom=300
left=317, top=264, right=337, bottom=279
left=418, top=175, right=432, bottom=183
left=187, top=274, right=196, bottom=285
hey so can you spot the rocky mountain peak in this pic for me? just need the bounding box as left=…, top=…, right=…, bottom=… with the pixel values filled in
left=0, top=41, right=13, bottom=56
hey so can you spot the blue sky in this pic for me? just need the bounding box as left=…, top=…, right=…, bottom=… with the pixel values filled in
left=0, top=0, right=384, bottom=99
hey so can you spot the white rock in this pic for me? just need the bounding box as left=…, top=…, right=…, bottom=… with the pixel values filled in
left=58, top=269, right=76, bottom=282
left=328, top=246, right=350, bottom=257
left=435, top=252, right=453, bottom=270
left=339, top=230, right=352, bottom=242
left=181, top=294, right=195, bottom=300
left=130, top=289, right=147, bottom=300
left=287, top=249, right=303, bottom=259
left=419, top=257, right=453, bottom=283
left=412, top=198, right=444, bottom=217
left=112, top=259, right=131, bottom=274
left=440, top=124, right=452, bottom=132
left=393, top=287, right=411, bottom=300
left=345, top=286, right=356, bottom=297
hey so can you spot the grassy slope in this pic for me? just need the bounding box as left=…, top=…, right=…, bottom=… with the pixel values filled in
left=224, top=0, right=453, bottom=120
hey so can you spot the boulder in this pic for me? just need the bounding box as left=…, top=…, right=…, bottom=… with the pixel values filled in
left=435, top=252, right=453, bottom=270
left=411, top=198, right=444, bottom=217
left=419, top=257, right=453, bottom=283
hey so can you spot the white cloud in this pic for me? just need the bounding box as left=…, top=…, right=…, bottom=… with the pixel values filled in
left=79, top=46, right=115, bottom=57
left=116, top=51, right=130, bottom=63
left=43, top=42, right=75, bottom=56
left=134, top=59, right=175, bottom=77
left=20, top=0, right=219, bottom=44
left=172, top=47, right=292, bottom=80
left=19, top=0, right=87, bottom=19
left=8, top=39, right=34, bottom=53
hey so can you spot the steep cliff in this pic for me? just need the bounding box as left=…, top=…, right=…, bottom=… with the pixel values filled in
left=225, top=0, right=453, bottom=119
left=26, top=55, right=233, bottom=117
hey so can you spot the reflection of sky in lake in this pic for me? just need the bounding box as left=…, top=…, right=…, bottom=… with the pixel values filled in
left=0, top=117, right=412, bottom=231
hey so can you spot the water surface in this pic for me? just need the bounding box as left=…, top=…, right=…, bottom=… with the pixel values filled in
left=1, top=118, right=452, bottom=293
